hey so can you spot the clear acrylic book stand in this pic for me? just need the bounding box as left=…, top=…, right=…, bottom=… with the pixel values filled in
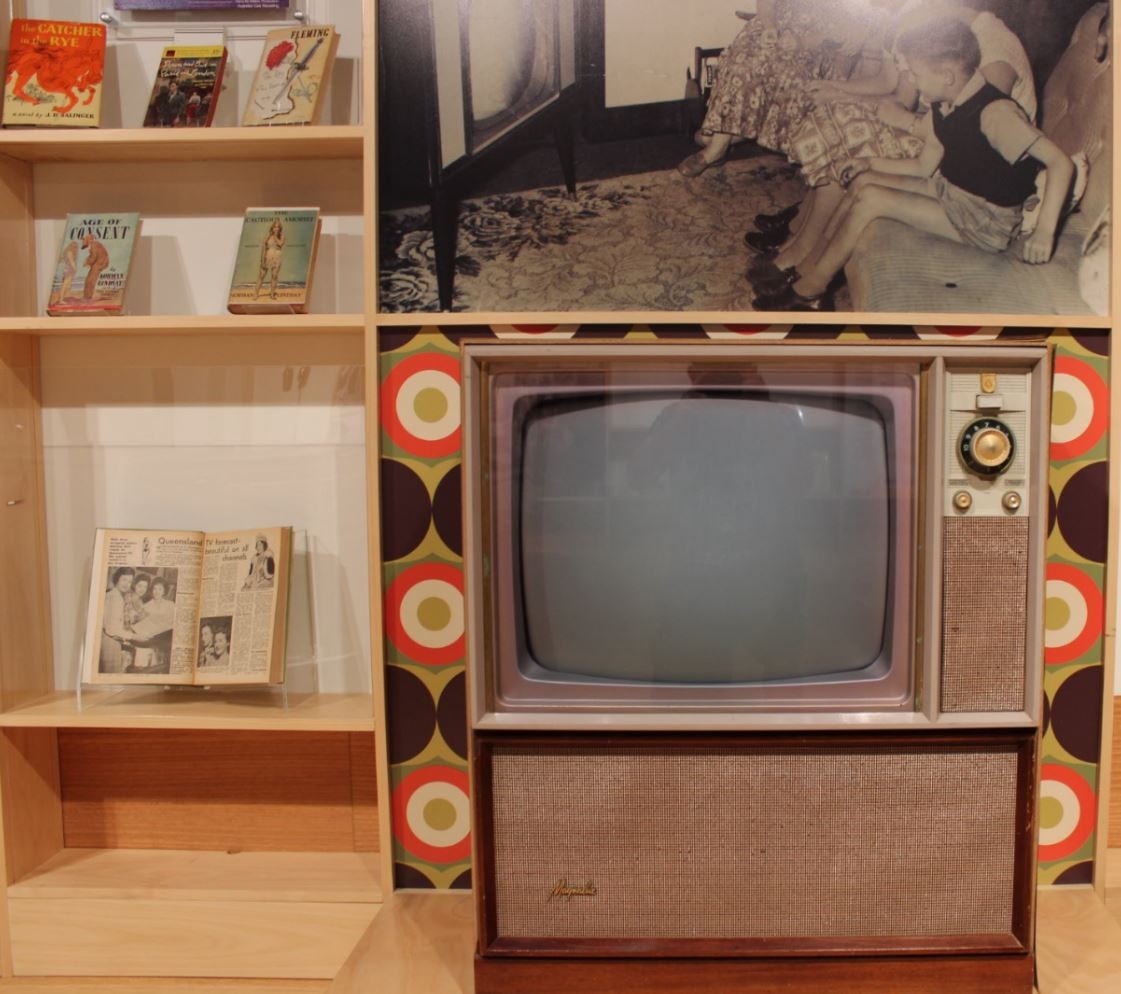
left=75, top=529, right=319, bottom=713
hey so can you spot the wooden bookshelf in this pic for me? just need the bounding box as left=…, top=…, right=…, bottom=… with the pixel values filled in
left=0, top=690, right=375, bottom=732
left=0, top=126, right=364, bottom=165
left=0, top=315, right=366, bottom=336
left=0, top=0, right=390, bottom=986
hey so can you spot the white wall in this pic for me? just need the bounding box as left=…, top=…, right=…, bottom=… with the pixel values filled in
left=605, top=0, right=753, bottom=108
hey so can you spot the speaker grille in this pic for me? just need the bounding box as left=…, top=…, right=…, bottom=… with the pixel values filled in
left=942, top=516, right=1029, bottom=712
left=489, top=742, right=1019, bottom=941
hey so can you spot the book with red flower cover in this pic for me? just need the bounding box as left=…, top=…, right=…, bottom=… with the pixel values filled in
left=242, top=24, right=338, bottom=126
left=2, top=18, right=106, bottom=128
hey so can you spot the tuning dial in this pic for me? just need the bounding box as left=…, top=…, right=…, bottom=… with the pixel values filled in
left=960, top=418, right=1015, bottom=476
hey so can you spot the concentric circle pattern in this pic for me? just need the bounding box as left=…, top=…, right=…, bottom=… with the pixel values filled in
left=1050, top=356, right=1107, bottom=462
left=384, top=563, right=465, bottom=666
left=381, top=351, right=463, bottom=459
left=392, top=766, right=472, bottom=864
left=1037, top=763, right=1096, bottom=864
left=379, top=327, right=1110, bottom=890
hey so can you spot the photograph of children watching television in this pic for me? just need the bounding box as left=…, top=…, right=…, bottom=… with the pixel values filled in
left=377, top=0, right=1111, bottom=316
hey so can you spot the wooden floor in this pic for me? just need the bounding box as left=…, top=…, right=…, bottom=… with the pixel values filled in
left=2, top=853, right=1119, bottom=992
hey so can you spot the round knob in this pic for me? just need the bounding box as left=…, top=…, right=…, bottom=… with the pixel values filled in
left=1002, top=491, right=1022, bottom=513
left=960, top=418, right=1015, bottom=476
left=953, top=491, right=973, bottom=512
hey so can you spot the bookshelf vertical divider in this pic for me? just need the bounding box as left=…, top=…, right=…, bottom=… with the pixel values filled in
left=0, top=0, right=388, bottom=982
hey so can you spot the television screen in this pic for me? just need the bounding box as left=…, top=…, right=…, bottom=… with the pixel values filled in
left=518, top=391, right=892, bottom=685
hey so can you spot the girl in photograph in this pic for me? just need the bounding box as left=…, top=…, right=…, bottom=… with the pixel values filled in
left=129, top=575, right=176, bottom=673
left=100, top=566, right=135, bottom=674
left=244, top=535, right=276, bottom=590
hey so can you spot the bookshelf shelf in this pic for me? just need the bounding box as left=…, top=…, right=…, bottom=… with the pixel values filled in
left=0, top=126, right=365, bottom=164
left=0, top=690, right=376, bottom=732
left=0, top=314, right=367, bottom=336
left=6, top=850, right=380, bottom=978
left=0, top=0, right=389, bottom=985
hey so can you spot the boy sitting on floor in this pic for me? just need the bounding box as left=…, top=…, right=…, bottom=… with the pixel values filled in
left=751, top=15, right=1074, bottom=311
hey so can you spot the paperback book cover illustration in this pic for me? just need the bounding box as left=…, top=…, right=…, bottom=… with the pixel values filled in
left=242, top=24, right=338, bottom=126
left=47, top=213, right=141, bottom=316
left=227, top=208, right=321, bottom=314
left=142, top=45, right=227, bottom=127
left=82, top=526, right=292, bottom=686
left=2, top=19, right=106, bottom=128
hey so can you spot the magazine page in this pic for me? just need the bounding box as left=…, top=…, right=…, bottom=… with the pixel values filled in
left=195, top=526, right=290, bottom=685
left=81, top=528, right=205, bottom=685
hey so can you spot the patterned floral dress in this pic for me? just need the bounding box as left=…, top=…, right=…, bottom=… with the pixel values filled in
left=699, top=0, right=886, bottom=155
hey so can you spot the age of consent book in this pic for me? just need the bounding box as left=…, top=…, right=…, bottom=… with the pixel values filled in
left=142, top=45, right=228, bottom=128
left=242, top=24, right=338, bottom=126
left=47, top=213, right=141, bottom=316
left=81, top=527, right=292, bottom=687
left=227, top=208, right=321, bottom=314
left=2, top=19, right=106, bottom=128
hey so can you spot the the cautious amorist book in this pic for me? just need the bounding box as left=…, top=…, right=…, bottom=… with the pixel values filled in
left=227, top=207, right=321, bottom=314
left=142, top=45, right=228, bottom=127
left=242, top=24, right=338, bottom=126
left=2, top=18, right=106, bottom=128
left=82, top=526, right=292, bottom=686
left=47, top=213, right=141, bottom=316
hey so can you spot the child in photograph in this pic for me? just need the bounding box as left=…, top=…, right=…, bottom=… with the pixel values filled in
left=751, top=16, right=1074, bottom=311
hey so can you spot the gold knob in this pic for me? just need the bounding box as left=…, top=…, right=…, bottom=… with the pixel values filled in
left=1002, top=491, right=1022, bottom=513
left=953, top=491, right=973, bottom=512
left=971, top=427, right=1012, bottom=469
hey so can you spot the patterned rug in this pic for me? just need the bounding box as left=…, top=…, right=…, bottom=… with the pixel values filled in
left=379, top=156, right=814, bottom=313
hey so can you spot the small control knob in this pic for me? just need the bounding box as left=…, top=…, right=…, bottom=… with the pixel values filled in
left=1002, top=491, right=1022, bottom=513
left=960, top=418, right=1015, bottom=476
left=953, top=491, right=973, bottom=512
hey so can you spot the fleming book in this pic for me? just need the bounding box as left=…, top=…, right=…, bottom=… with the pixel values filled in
left=142, top=45, right=228, bottom=127
left=47, top=213, right=141, bottom=316
left=242, top=24, right=338, bottom=126
left=82, top=527, right=292, bottom=686
left=227, top=208, right=321, bottom=314
left=2, top=19, right=106, bottom=128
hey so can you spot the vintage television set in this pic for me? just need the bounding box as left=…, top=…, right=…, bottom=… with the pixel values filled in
left=378, top=0, right=578, bottom=309
left=462, top=341, right=1050, bottom=994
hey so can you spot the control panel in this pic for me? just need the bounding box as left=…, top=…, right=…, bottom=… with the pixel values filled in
left=944, top=369, right=1031, bottom=517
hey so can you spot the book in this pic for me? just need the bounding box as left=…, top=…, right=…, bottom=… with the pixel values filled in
left=142, top=45, right=227, bottom=128
left=227, top=208, right=321, bottom=314
left=81, top=526, right=292, bottom=686
left=47, top=213, right=141, bottom=316
left=2, top=19, right=106, bottom=128
left=242, top=24, right=338, bottom=127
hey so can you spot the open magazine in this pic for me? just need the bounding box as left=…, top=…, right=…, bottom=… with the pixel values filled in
left=81, top=526, right=291, bottom=686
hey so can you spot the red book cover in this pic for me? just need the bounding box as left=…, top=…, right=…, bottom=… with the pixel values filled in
left=2, top=19, right=106, bottom=128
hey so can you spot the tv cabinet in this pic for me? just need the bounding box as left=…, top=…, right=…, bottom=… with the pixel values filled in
left=0, top=0, right=390, bottom=981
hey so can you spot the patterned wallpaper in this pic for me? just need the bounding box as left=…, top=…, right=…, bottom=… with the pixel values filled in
left=378, top=325, right=1110, bottom=890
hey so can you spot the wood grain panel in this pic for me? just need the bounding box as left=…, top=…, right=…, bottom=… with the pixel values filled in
left=0, top=336, right=53, bottom=715
left=1110, top=697, right=1121, bottom=847
left=8, top=849, right=380, bottom=904
left=1035, top=886, right=1121, bottom=994
left=58, top=730, right=371, bottom=852
left=0, top=155, right=34, bottom=317
left=0, top=982, right=328, bottom=993
left=0, top=730, right=63, bottom=885
left=348, top=733, right=378, bottom=852
left=8, top=898, right=377, bottom=978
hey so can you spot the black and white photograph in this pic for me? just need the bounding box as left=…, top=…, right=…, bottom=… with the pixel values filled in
left=98, top=565, right=179, bottom=675
left=197, top=615, right=233, bottom=669
left=376, top=0, right=1112, bottom=315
